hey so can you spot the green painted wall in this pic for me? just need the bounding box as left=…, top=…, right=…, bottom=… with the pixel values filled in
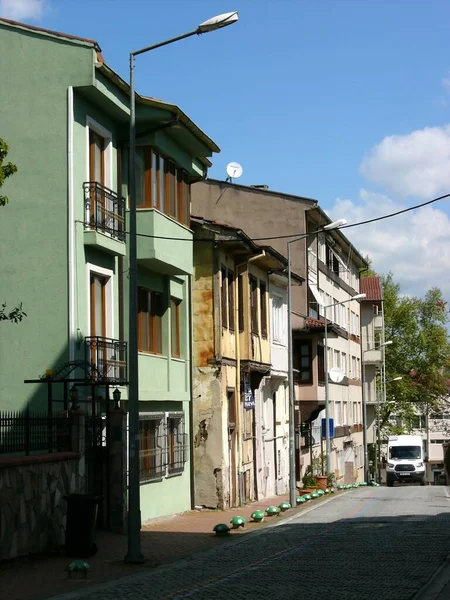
left=0, top=25, right=94, bottom=411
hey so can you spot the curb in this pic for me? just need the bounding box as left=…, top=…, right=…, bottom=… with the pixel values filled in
left=411, top=555, right=450, bottom=600
left=43, top=490, right=353, bottom=600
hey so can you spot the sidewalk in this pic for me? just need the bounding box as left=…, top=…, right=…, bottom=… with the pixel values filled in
left=1, top=491, right=313, bottom=600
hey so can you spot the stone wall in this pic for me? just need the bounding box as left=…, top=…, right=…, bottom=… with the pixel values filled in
left=0, top=452, right=84, bottom=560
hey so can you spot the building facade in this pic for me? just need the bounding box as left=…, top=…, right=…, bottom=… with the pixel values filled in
left=0, top=18, right=218, bottom=522
left=191, top=217, right=301, bottom=507
left=296, top=208, right=367, bottom=483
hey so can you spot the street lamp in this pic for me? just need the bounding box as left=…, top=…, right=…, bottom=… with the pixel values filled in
left=287, top=218, right=347, bottom=507
left=323, top=293, right=366, bottom=477
left=361, top=340, right=393, bottom=482
left=126, top=12, right=238, bottom=564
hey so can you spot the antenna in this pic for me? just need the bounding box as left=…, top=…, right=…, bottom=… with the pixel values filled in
left=226, top=162, right=243, bottom=182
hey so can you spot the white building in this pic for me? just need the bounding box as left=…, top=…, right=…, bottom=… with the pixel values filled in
left=295, top=207, right=367, bottom=484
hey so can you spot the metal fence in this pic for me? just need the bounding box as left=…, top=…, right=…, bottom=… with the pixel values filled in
left=0, top=410, right=71, bottom=456
left=85, top=336, right=128, bottom=384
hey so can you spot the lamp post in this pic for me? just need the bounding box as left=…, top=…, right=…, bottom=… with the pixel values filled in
left=323, top=293, right=366, bottom=476
left=361, top=340, right=392, bottom=482
left=287, top=218, right=347, bottom=507
left=126, top=11, right=238, bottom=564
left=375, top=376, right=401, bottom=482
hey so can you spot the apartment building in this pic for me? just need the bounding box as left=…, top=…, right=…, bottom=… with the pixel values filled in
left=191, top=217, right=303, bottom=507
left=297, top=208, right=367, bottom=483
left=0, top=18, right=218, bottom=523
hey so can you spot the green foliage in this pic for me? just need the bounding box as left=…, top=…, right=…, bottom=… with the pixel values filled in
left=0, top=140, right=25, bottom=324
left=302, top=465, right=317, bottom=487
left=0, top=137, right=18, bottom=207
left=369, top=269, right=450, bottom=429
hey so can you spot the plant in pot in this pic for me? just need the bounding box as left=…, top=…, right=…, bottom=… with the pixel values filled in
left=326, top=472, right=336, bottom=487
left=301, top=466, right=317, bottom=493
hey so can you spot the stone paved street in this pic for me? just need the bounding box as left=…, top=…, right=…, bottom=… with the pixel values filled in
left=45, top=485, right=450, bottom=600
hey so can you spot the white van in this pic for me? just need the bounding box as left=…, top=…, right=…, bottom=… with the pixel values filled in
left=386, top=435, right=426, bottom=487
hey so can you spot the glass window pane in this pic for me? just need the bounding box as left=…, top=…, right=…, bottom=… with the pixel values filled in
left=135, top=148, right=146, bottom=207
left=159, top=156, right=165, bottom=210
left=152, top=151, right=158, bottom=207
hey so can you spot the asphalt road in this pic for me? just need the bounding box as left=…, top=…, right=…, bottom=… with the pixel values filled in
left=48, top=485, right=450, bottom=600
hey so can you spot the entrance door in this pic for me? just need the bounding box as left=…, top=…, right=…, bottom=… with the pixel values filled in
left=263, top=391, right=276, bottom=498
left=344, top=444, right=355, bottom=484
left=227, top=390, right=237, bottom=507
left=89, top=129, right=105, bottom=226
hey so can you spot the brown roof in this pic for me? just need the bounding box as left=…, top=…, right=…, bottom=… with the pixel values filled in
left=360, top=276, right=383, bottom=301
left=0, top=17, right=101, bottom=50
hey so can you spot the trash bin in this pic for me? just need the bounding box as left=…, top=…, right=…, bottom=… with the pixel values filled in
left=64, top=494, right=99, bottom=558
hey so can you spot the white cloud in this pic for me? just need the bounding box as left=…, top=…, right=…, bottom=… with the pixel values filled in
left=330, top=189, right=450, bottom=301
left=360, top=125, right=450, bottom=199
left=0, top=0, right=48, bottom=21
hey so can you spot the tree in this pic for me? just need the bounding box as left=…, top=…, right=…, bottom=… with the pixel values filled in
left=0, top=138, right=25, bottom=323
left=376, top=272, right=450, bottom=432
left=0, top=137, right=18, bottom=206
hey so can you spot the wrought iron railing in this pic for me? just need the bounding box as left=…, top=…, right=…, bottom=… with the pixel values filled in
left=0, top=410, right=70, bottom=455
left=85, top=336, right=127, bottom=384
left=83, top=182, right=126, bottom=242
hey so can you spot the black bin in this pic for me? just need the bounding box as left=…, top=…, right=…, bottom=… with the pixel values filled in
left=64, top=494, right=99, bottom=557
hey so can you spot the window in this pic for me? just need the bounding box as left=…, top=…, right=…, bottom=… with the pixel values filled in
left=238, top=273, right=244, bottom=332
left=335, top=402, right=341, bottom=426
left=228, top=270, right=235, bottom=330
left=138, top=288, right=163, bottom=354
left=351, top=356, right=357, bottom=378
left=352, top=402, right=358, bottom=425
left=272, top=295, right=284, bottom=344
left=134, top=147, right=190, bottom=226
left=221, top=266, right=228, bottom=329
left=221, top=266, right=235, bottom=330
left=294, top=340, right=312, bottom=383
left=356, top=358, right=360, bottom=379
left=139, top=415, right=165, bottom=481
left=170, top=298, right=181, bottom=358
left=167, top=414, right=187, bottom=475
left=260, top=282, right=267, bottom=337
left=333, top=349, right=340, bottom=368
left=343, top=402, right=348, bottom=424
left=317, top=344, right=325, bottom=383
left=250, top=276, right=258, bottom=334
left=341, top=353, right=347, bottom=377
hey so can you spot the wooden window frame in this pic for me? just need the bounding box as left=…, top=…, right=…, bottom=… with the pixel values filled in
left=228, top=269, right=235, bottom=331
left=139, top=414, right=165, bottom=482
left=221, top=266, right=228, bottom=329
left=249, top=275, right=258, bottom=335
left=170, top=297, right=181, bottom=358
left=260, top=281, right=267, bottom=338
left=317, top=344, right=325, bottom=384
left=238, top=273, right=244, bottom=332
left=138, top=287, right=163, bottom=354
left=295, top=340, right=313, bottom=384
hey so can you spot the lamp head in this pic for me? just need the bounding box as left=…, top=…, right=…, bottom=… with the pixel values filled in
left=198, top=11, right=239, bottom=33
left=352, top=293, right=366, bottom=300
left=323, top=218, right=347, bottom=231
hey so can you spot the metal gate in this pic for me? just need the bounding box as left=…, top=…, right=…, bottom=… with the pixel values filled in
left=85, top=403, right=110, bottom=529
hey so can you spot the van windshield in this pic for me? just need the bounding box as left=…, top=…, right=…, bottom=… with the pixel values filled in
left=389, top=446, right=421, bottom=460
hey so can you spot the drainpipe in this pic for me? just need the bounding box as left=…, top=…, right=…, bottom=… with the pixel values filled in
left=235, top=251, right=265, bottom=504
left=188, top=274, right=196, bottom=509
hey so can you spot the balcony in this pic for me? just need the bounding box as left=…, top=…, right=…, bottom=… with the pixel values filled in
left=136, top=209, right=193, bottom=275
left=373, top=313, right=383, bottom=330
left=85, top=336, right=127, bottom=384
left=83, top=182, right=127, bottom=256
left=363, top=348, right=382, bottom=364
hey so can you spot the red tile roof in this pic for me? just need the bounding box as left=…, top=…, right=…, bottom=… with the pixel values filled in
left=360, top=276, right=383, bottom=301
left=305, top=317, right=326, bottom=328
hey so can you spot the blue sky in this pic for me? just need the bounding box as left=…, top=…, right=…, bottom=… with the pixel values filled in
left=2, top=0, right=450, bottom=301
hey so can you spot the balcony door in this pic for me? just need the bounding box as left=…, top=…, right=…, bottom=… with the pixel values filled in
left=90, top=273, right=108, bottom=375
left=89, top=129, right=105, bottom=226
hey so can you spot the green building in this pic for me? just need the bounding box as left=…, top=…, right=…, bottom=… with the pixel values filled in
left=0, top=18, right=219, bottom=521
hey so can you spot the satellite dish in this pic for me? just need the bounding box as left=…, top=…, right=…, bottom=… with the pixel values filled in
left=226, top=162, right=243, bottom=180
left=329, top=367, right=344, bottom=383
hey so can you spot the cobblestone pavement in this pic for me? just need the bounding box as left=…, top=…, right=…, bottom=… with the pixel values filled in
left=45, top=485, right=450, bottom=600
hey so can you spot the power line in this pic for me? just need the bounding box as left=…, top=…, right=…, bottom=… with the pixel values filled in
left=75, top=191, right=450, bottom=244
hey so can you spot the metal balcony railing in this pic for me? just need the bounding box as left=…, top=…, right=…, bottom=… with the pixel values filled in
left=83, top=182, right=126, bottom=242
left=85, top=336, right=127, bottom=384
